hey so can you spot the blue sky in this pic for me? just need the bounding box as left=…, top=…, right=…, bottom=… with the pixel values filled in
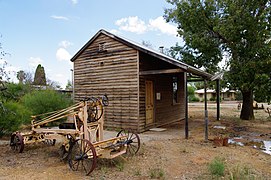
left=0, top=0, right=181, bottom=88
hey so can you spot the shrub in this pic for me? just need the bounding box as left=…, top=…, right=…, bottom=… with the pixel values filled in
left=188, top=85, right=196, bottom=97
left=229, top=165, right=255, bottom=180
left=189, top=96, right=200, bottom=102
left=208, top=157, right=225, bottom=177
left=210, top=97, right=216, bottom=101
left=0, top=101, right=31, bottom=137
left=0, top=82, right=32, bottom=102
left=21, top=89, right=73, bottom=116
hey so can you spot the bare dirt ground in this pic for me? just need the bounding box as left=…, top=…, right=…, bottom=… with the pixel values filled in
left=0, top=101, right=271, bottom=180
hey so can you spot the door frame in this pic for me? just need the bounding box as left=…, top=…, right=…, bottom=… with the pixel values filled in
left=145, top=80, right=155, bottom=125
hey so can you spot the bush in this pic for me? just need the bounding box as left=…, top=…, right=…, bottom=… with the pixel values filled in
left=229, top=165, right=256, bottom=180
left=188, top=85, right=195, bottom=97
left=209, top=97, right=216, bottom=101
left=21, top=90, right=73, bottom=116
left=189, top=96, right=200, bottom=102
left=208, top=157, right=225, bottom=177
left=0, top=101, right=31, bottom=137
left=0, top=82, right=32, bottom=102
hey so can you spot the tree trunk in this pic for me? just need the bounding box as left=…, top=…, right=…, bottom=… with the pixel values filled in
left=240, top=90, right=254, bottom=120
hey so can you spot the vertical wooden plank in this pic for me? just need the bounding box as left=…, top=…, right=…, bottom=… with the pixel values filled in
left=99, top=103, right=104, bottom=141
left=83, top=102, right=90, bottom=141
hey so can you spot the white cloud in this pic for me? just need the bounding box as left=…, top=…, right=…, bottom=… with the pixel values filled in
left=149, top=16, right=177, bottom=36
left=28, top=57, right=44, bottom=68
left=56, top=48, right=72, bottom=61
left=59, top=40, right=73, bottom=48
left=51, top=15, right=69, bottom=21
left=55, top=73, right=64, bottom=78
left=114, top=16, right=178, bottom=37
left=109, top=29, right=121, bottom=35
left=115, top=16, right=147, bottom=34
left=71, top=0, right=78, bottom=4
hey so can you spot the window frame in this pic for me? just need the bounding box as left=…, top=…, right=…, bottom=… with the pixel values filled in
left=172, top=76, right=180, bottom=104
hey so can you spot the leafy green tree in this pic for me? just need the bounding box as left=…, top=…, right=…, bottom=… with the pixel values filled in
left=165, top=0, right=271, bottom=120
left=21, top=89, right=73, bottom=115
left=33, top=64, right=46, bottom=85
left=0, top=82, right=32, bottom=102
left=254, top=73, right=271, bottom=102
left=0, top=39, right=8, bottom=114
left=0, top=101, right=31, bottom=137
left=187, top=85, right=199, bottom=102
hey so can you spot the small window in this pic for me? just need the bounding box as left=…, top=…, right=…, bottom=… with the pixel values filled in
left=98, top=42, right=106, bottom=51
left=173, top=76, right=179, bottom=103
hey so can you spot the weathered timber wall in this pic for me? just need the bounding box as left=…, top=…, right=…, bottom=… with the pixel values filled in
left=155, top=74, right=185, bottom=123
left=73, top=34, right=139, bottom=131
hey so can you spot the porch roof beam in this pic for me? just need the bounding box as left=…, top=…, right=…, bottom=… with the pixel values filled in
left=139, top=68, right=183, bottom=75
left=187, top=78, right=204, bottom=82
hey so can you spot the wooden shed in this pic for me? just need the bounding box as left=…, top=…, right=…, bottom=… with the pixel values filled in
left=71, top=29, right=212, bottom=132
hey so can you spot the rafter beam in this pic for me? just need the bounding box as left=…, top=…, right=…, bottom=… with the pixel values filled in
left=139, top=68, right=183, bottom=75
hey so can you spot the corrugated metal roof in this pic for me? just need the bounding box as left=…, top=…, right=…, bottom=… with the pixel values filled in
left=71, top=29, right=213, bottom=79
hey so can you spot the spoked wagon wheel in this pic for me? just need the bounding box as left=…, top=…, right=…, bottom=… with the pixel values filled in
left=117, top=129, right=140, bottom=156
left=68, top=139, right=97, bottom=175
left=10, top=133, right=24, bottom=153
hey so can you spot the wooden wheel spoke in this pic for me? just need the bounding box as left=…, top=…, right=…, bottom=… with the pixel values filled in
left=82, top=142, right=88, bottom=152
left=71, top=160, right=79, bottom=170
left=82, top=160, right=88, bottom=173
left=127, top=146, right=132, bottom=154
left=130, top=136, right=137, bottom=141
left=129, top=144, right=137, bottom=153
left=129, top=143, right=138, bottom=149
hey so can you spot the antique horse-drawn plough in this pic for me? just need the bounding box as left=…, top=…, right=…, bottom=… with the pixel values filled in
left=10, top=95, right=140, bottom=175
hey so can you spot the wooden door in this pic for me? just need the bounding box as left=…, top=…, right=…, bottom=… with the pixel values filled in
left=145, top=80, right=154, bottom=125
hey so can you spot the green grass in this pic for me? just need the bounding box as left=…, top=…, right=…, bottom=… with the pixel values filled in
left=229, top=164, right=257, bottom=180
left=113, top=158, right=125, bottom=171
left=208, top=157, right=225, bottom=177
left=149, top=168, right=165, bottom=179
